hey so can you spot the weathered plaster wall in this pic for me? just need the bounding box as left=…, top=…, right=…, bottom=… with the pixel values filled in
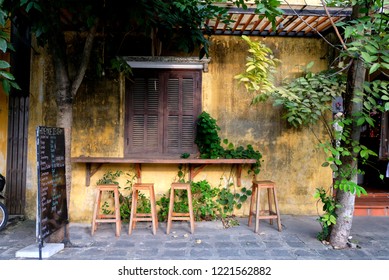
left=0, top=27, right=10, bottom=177
left=0, top=88, right=8, bottom=176
left=72, top=79, right=123, bottom=157
left=25, top=35, right=332, bottom=222
left=0, top=49, right=9, bottom=177
left=204, top=36, right=332, bottom=215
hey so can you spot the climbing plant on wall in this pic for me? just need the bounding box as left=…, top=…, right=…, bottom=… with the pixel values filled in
left=195, top=111, right=263, bottom=175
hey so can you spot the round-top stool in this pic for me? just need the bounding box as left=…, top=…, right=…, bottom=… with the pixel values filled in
left=167, top=182, right=195, bottom=234
left=129, top=183, right=158, bottom=235
left=248, top=180, right=282, bottom=232
left=91, top=184, right=121, bottom=237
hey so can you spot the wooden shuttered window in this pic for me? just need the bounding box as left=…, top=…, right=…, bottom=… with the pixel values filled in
left=125, top=69, right=201, bottom=157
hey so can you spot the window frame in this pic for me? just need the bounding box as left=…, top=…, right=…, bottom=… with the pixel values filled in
left=124, top=68, right=202, bottom=158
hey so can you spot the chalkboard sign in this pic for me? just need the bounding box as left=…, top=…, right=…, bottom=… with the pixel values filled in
left=36, top=126, right=68, bottom=240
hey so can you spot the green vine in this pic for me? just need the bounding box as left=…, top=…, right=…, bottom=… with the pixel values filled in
left=96, top=170, right=150, bottom=222
left=217, top=184, right=252, bottom=217
left=235, top=10, right=389, bottom=243
left=314, top=187, right=342, bottom=241
left=234, top=35, right=280, bottom=104
left=195, top=111, right=262, bottom=174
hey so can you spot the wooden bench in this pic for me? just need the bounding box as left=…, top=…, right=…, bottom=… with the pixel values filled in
left=71, top=157, right=257, bottom=186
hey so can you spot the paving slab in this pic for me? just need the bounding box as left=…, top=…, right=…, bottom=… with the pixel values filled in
left=0, top=215, right=388, bottom=260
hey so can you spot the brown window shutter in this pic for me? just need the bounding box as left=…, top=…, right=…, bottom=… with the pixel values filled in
left=128, top=76, right=161, bottom=153
left=126, top=69, right=201, bottom=157
left=166, top=72, right=198, bottom=154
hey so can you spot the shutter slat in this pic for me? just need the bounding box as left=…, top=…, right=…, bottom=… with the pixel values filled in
left=133, top=78, right=146, bottom=110
left=132, top=115, right=145, bottom=149
left=182, top=116, right=194, bottom=149
left=168, top=116, right=179, bottom=149
left=168, top=79, right=179, bottom=111
left=147, top=79, right=159, bottom=111
left=147, top=115, right=159, bottom=149
left=182, top=79, right=194, bottom=111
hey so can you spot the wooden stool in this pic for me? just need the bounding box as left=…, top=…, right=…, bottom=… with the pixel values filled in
left=129, top=183, right=158, bottom=235
left=167, top=183, right=195, bottom=234
left=248, top=180, right=281, bottom=232
left=91, top=184, right=121, bottom=237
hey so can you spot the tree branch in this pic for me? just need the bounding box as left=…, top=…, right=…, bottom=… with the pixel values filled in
left=71, top=20, right=99, bottom=98
left=320, top=0, right=348, bottom=50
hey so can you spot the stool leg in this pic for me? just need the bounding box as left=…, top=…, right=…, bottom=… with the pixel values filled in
left=133, top=190, right=139, bottom=230
left=267, top=188, right=274, bottom=225
left=150, top=186, right=158, bottom=235
left=273, top=187, right=282, bottom=232
left=166, top=187, right=175, bottom=234
left=187, top=186, right=195, bottom=234
left=248, top=184, right=257, bottom=227
left=128, top=189, right=138, bottom=235
left=91, top=189, right=101, bottom=235
left=255, top=186, right=261, bottom=233
left=153, top=187, right=158, bottom=231
left=114, top=188, right=121, bottom=237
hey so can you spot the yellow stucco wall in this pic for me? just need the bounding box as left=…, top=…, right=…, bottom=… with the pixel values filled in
left=25, top=35, right=332, bottom=222
left=0, top=88, right=8, bottom=176
left=0, top=37, right=10, bottom=176
left=204, top=36, right=331, bottom=216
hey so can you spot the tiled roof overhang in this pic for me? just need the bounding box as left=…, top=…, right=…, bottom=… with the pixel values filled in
left=206, top=4, right=352, bottom=37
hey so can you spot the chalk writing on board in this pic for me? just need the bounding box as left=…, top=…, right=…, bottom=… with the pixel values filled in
left=36, top=126, right=68, bottom=239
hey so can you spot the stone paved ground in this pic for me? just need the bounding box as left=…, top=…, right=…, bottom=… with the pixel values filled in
left=1, top=215, right=389, bottom=260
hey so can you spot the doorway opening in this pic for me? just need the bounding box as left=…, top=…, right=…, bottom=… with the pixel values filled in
left=359, top=111, right=389, bottom=194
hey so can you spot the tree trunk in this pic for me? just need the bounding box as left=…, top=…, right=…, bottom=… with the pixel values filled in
left=329, top=4, right=367, bottom=249
left=330, top=190, right=355, bottom=249
left=45, top=23, right=97, bottom=244
left=47, top=47, right=73, bottom=243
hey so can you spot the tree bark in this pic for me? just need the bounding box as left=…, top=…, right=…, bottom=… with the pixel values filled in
left=330, top=190, right=355, bottom=249
left=329, top=4, right=367, bottom=249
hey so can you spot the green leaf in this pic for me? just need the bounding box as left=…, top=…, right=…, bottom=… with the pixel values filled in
left=239, top=194, right=248, bottom=202
left=0, top=70, right=14, bottom=80
left=366, top=117, right=374, bottom=127
left=0, top=39, right=7, bottom=53
left=364, top=44, right=377, bottom=54
left=356, top=117, right=365, bottom=126
left=369, top=63, right=381, bottom=74
left=344, top=26, right=354, bottom=38
left=0, top=60, right=10, bottom=69
left=361, top=52, right=374, bottom=63
left=2, top=79, right=10, bottom=94
left=306, top=61, right=315, bottom=69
